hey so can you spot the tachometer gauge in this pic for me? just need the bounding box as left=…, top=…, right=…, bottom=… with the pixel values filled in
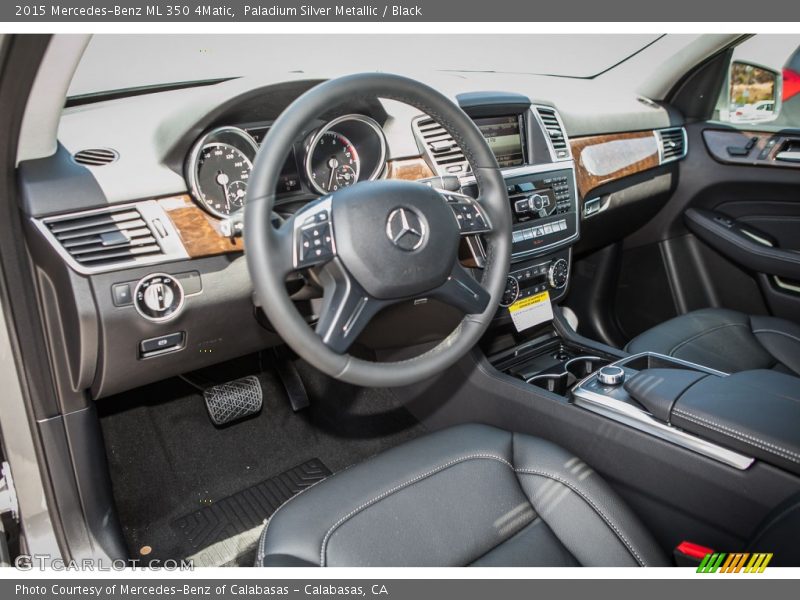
left=186, top=127, right=258, bottom=219
left=306, top=131, right=360, bottom=194
left=304, top=114, right=388, bottom=196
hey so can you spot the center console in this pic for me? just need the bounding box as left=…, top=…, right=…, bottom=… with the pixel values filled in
left=413, top=92, right=581, bottom=307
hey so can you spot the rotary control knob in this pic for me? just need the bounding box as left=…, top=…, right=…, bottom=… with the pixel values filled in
left=500, top=275, right=520, bottom=308
left=134, top=273, right=184, bottom=322
left=529, top=194, right=546, bottom=211
left=548, top=258, right=569, bottom=289
left=597, top=365, right=626, bottom=386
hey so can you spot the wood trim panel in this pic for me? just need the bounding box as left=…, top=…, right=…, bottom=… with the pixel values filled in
left=570, top=131, right=660, bottom=198
left=385, top=157, right=434, bottom=181
left=159, top=158, right=433, bottom=260
left=157, top=195, right=244, bottom=258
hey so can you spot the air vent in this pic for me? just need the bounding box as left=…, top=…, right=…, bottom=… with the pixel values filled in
left=656, top=127, right=687, bottom=163
left=535, top=106, right=570, bottom=160
left=413, top=117, right=470, bottom=175
left=44, top=206, right=163, bottom=268
left=73, top=148, right=118, bottom=166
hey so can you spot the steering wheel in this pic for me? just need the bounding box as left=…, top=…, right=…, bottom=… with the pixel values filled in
left=244, top=73, right=511, bottom=387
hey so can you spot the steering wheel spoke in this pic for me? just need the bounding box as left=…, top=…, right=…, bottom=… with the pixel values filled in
left=438, top=190, right=493, bottom=236
left=430, top=261, right=491, bottom=315
left=314, top=259, right=388, bottom=354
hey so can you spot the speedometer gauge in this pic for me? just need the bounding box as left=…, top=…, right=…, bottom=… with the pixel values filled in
left=186, top=127, right=258, bottom=219
left=306, top=131, right=360, bottom=194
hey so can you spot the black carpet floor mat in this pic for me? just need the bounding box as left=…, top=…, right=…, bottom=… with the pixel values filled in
left=99, top=353, right=426, bottom=566
left=172, top=458, right=330, bottom=557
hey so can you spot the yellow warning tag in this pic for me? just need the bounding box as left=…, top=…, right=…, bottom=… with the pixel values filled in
left=508, top=291, right=553, bottom=331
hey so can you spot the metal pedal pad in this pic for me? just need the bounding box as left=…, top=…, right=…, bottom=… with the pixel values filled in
left=203, top=375, right=262, bottom=426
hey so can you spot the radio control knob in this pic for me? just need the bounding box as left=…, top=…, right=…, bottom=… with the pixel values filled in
left=530, top=194, right=546, bottom=211
left=548, top=258, right=569, bottom=289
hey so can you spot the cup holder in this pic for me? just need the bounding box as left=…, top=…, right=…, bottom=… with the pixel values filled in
left=525, top=355, right=610, bottom=396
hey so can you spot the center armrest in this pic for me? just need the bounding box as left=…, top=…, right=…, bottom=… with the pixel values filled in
left=627, top=368, right=800, bottom=475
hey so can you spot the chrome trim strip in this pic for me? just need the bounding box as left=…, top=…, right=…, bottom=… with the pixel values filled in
left=571, top=352, right=754, bottom=470
left=31, top=200, right=190, bottom=276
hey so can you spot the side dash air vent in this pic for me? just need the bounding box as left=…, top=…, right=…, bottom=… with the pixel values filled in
left=73, top=148, right=119, bottom=166
left=413, top=117, right=470, bottom=175
left=656, top=127, right=687, bottom=163
left=535, top=106, right=570, bottom=160
left=43, top=206, right=163, bottom=268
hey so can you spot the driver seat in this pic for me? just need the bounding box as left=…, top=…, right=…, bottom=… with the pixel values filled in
left=256, top=424, right=668, bottom=567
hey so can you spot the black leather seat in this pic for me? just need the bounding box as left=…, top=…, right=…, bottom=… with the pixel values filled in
left=626, top=308, right=800, bottom=376
left=256, top=424, right=668, bottom=567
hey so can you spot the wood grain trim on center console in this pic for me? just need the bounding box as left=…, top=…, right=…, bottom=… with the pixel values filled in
left=570, top=131, right=660, bottom=198
left=157, top=195, right=244, bottom=258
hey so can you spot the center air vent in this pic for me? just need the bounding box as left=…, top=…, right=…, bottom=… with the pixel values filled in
left=656, top=127, right=687, bottom=163
left=413, top=117, right=470, bottom=175
left=73, top=148, right=119, bottom=166
left=535, top=106, right=570, bottom=160
left=43, top=206, right=163, bottom=268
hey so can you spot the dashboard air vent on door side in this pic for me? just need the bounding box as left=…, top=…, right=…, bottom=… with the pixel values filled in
left=73, top=148, right=119, bottom=166
left=412, top=117, right=470, bottom=175
left=656, top=127, right=688, bottom=163
left=36, top=201, right=190, bottom=274
left=535, top=106, right=571, bottom=160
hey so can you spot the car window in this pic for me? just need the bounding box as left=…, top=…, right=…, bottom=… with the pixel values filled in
left=717, top=35, right=800, bottom=128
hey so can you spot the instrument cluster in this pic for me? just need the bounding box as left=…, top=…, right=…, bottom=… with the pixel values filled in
left=185, top=114, right=387, bottom=219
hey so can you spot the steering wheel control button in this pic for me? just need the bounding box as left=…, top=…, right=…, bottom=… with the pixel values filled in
left=294, top=198, right=337, bottom=269
left=597, top=365, right=626, bottom=386
left=139, top=332, right=185, bottom=358
left=133, top=273, right=185, bottom=322
left=386, top=207, right=427, bottom=251
left=444, top=193, right=490, bottom=234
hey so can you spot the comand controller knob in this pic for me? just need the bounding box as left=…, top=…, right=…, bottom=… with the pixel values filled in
left=597, top=365, right=626, bottom=386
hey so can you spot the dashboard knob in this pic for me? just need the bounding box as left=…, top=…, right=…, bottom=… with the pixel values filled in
left=548, top=258, right=569, bottom=289
left=134, top=273, right=184, bottom=322
left=529, top=194, right=546, bottom=211
left=499, top=275, right=520, bottom=308
left=597, top=365, right=626, bottom=386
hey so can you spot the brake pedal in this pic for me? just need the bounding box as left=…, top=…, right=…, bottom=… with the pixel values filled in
left=203, top=375, right=263, bottom=426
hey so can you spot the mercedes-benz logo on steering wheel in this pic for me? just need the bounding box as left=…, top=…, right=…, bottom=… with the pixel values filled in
left=386, top=207, right=427, bottom=251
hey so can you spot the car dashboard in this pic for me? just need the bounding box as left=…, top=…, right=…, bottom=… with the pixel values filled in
left=18, top=74, right=687, bottom=399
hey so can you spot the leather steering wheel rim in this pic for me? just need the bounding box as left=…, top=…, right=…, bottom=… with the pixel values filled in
left=244, top=73, right=511, bottom=387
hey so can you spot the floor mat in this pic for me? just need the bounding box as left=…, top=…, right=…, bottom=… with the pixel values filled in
left=172, top=458, right=330, bottom=567
left=99, top=353, right=426, bottom=566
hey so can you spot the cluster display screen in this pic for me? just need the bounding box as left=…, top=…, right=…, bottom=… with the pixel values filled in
left=473, top=115, right=525, bottom=168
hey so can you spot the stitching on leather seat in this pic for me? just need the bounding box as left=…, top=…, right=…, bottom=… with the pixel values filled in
left=514, top=468, right=646, bottom=567
left=317, top=453, right=650, bottom=568
left=668, top=322, right=748, bottom=357
left=319, top=454, right=514, bottom=566
left=673, top=408, right=800, bottom=463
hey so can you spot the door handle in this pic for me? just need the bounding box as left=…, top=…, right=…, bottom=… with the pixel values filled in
left=775, top=150, right=800, bottom=162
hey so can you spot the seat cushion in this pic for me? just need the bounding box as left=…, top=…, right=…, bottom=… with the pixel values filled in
left=256, top=424, right=668, bottom=567
left=626, top=308, right=800, bottom=376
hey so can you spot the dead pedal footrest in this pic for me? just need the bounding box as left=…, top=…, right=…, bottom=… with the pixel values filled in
left=203, top=375, right=263, bottom=426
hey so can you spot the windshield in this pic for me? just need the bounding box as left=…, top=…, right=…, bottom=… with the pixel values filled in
left=68, top=34, right=663, bottom=98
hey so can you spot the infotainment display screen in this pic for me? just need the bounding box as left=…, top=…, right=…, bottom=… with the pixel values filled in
left=472, top=115, right=525, bottom=168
